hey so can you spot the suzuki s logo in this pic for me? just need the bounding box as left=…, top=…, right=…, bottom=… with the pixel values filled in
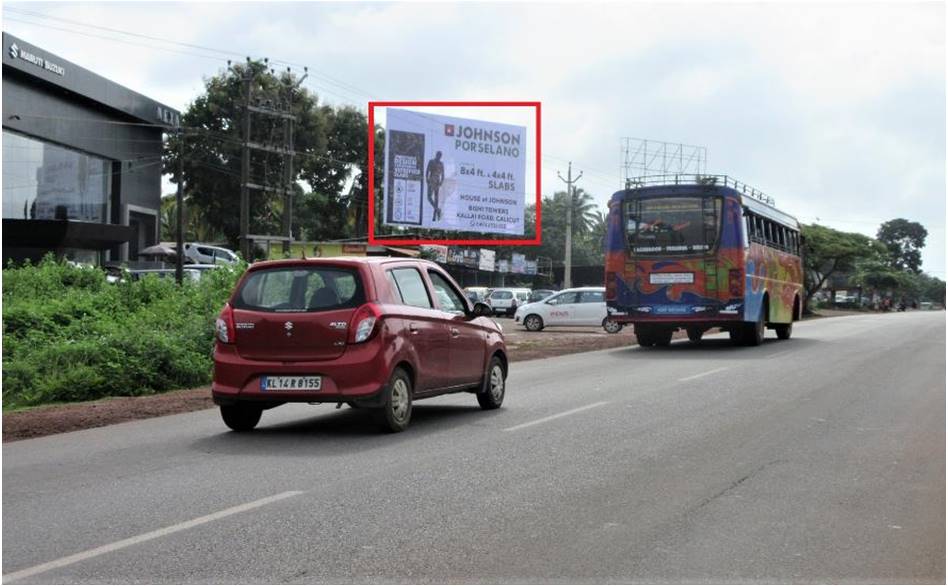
left=9, top=44, right=18, bottom=59
left=284, top=321, right=294, bottom=336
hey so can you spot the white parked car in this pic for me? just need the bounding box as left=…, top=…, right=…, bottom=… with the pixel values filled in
left=487, top=287, right=531, bottom=316
left=183, top=243, right=238, bottom=265
left=513, top=287, right=608, bottom=331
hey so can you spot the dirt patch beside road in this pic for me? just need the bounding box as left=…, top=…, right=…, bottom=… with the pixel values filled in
left=0, top=320, right=687, bottom=442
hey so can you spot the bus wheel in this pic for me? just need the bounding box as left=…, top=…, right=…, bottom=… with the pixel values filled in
left=687, top=328, right=703, bottom=343
left=744, top=301, right=767, bottom=346
left=655, top=330, right=673, bottom=347
left=775, top=321, right=793, bottom=340
left=728, top=328, right=743, bottom=346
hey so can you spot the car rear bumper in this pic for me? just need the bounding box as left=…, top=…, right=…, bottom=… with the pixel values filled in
left=211, top=340, right=391, bottom=405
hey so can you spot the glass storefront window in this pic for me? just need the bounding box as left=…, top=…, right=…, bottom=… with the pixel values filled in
left=2, top=130, right=112, bottom=223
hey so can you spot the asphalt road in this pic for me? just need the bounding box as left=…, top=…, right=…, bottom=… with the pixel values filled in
left=3, top=312, right=945, bottom=583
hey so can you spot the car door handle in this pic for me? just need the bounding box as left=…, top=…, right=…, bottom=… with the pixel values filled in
left=450, top=327, right=460, bottom=338
left=409, top=322, right=420, bottom=334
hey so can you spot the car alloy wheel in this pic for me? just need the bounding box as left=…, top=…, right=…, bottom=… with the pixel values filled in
left=477, top=356, right=506, bottom=410
left=603, top=318, right=623, bottom=334
left=524, top=314, right=543, bottom=331
left=489, top=364, right=504, bottom=403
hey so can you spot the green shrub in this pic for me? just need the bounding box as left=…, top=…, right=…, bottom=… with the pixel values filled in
left=2, top=255, right=246, bottom=409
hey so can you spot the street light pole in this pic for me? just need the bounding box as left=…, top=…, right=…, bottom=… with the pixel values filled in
left=175, top=127, right=185, bottom=285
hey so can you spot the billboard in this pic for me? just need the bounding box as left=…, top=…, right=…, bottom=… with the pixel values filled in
left=525, top=260, right=538, bottom=275
left=497, top=259, right=509, bottom=273
left=511, top=252, right=526, bottom=274
left=383, top=108, right=526, bottom=236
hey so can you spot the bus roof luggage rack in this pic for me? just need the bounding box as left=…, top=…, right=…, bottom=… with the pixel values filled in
left=625, top=174, right=776, bottom=207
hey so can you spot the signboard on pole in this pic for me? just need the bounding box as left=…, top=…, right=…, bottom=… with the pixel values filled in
left=478, top=249, right=496, bottom=272
left=383, top=108, right=526, bottom=235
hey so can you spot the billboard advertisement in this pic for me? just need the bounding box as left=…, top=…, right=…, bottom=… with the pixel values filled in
left=511, top=253, right=526, bottom=274
left=383, top=108, right=527, bottom=236
left=525, top=260, right=538, bottom=275
left=497, top=259, right=509, bottom=273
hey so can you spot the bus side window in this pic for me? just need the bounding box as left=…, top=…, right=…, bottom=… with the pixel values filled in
left=744, top=212, right=753, bottom=247
left=778, top=226, right=787, bottom=250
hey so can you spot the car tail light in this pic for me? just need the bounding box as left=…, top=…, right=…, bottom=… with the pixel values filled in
left=349, top=302, right=382, bottom=344
left=216, top=303, right=236, bottom=344
left=728, top=269, right=743, bottom=297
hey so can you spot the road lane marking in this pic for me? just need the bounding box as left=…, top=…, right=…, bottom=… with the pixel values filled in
left=678, top=366, right=729, bottom=382
left=765, top=349, right=795, bottom=360
left=503, top=401, right=609, bottom=432
left=2, top=491, right=305, bottom=583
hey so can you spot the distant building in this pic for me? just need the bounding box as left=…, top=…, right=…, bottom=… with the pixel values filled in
left=2, top=32, right=179, bottom=265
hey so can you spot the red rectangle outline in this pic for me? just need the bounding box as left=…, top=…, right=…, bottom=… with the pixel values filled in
left=367, top=101, right=542, bottom=246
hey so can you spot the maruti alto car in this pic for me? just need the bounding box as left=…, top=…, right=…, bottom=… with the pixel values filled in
left=212, top=257, right=507, bottom=432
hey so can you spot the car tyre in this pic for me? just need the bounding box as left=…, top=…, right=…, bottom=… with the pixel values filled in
left=220, top=404, right=262, bottom=432
left=524, top=314, right=544, bottom=332
left=373, top=367, right=413, bottom=433
left=603, top=318, right=623, bottom=334
left=477, top=355, right=506, bottom=410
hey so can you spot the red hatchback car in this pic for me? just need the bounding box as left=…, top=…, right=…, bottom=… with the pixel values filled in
left=212, top=257, right=507, bottom=432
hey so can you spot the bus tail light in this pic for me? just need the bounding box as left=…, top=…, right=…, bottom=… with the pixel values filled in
left=728, top=269, right=743, bottom=297
left=605, top=272, right=617, bottom=300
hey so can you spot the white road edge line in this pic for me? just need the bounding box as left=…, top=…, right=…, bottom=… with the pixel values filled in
left=504, top=401, right=610, bottom=432
left=2, top=490, right=305, bottom=583
left=678, top=366, right=729, bottom=382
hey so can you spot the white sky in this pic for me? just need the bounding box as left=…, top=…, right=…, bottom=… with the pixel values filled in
left=3, top=1, right=945, bottom=274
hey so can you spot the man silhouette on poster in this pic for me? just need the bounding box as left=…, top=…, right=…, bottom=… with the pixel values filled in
left=426, top=151, right=445, bottom=222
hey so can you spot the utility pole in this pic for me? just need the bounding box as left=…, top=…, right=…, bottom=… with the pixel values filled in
left=282, top=67, right=307, bottom=256
left=175, top=127, right=185, bottom=285
left=557, top=162, right=582, bottom=289
left=239, top=59, right=253, bottom=261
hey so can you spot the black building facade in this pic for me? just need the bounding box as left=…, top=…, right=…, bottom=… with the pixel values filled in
left=2, top=32, right=180, bottom=264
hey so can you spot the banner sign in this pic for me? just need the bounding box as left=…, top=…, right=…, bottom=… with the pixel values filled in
left=383, top=108, right=526, bottom=235
left=497, top=259, right=509, bottom=273
left=511, top=253, right=526, bottom=274
left=461, top=248, right=479, bottom=268
left=525, top=260, right=538, bottom=275
left=478, top=249, right=496, bottom=272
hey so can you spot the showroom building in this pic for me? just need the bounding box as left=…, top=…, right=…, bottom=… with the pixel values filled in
left=2, top=32, right=180, bottom=265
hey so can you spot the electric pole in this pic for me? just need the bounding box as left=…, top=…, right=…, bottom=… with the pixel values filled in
left=557, top=162, right=582, bottom=289
left=175, top=127, right=185, bottom=285
left=239, top=59, right=253, bottom=260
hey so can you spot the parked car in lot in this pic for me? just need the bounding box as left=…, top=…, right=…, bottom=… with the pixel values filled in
left=528, top=289, right=557, bottom=303
left=464, top=286, right=491, bottom=304
left=212, top=257, right=508, bottom=433
left=126, top=268, right=201, bottom=282
left=514, top=287, right=607, bottom=331
left=184, top=243, right=238, bottom=265
left=487, top=287, right=531, bottom=316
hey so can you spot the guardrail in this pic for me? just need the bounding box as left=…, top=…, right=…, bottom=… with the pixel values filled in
left=625, top=174, right=775, bottom=206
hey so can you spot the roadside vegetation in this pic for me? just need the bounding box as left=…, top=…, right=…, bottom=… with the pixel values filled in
left=2, top=256, right=244, bottom=410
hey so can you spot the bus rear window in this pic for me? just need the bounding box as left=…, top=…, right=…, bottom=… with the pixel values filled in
left=233, top=266, right=364, bottom=312
left=625, top=197, right=722, bottom=255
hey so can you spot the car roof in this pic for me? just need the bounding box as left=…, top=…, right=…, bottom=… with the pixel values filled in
left=248, top=256, right=440, bottom=271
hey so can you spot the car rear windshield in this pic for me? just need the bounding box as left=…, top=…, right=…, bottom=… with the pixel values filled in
left=233, top=266, right=364, bottom=313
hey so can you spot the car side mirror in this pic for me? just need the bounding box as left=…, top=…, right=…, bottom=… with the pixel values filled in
left=471, top=302, right=493, bottom=317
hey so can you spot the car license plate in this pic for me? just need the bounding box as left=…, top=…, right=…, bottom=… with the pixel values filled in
left=260, top=376, right=322, bottom=391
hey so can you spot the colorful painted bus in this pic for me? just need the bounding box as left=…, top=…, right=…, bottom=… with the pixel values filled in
left=604, top=175, right=803, bottom=347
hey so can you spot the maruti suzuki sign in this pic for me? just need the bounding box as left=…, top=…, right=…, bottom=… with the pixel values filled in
left=8, top=43, right=65, bottom=77
left=383, top=108, right=527, bottom=236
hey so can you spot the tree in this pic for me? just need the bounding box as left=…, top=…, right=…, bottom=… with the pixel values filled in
left=165, top=61, right=330, bottom=250
left=801, top=224, right=885, bottom=307
left=877, top=218, right=928, bottom=273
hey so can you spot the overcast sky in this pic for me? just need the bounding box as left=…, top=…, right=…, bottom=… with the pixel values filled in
left=4, top=1, right=945, bottom=274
